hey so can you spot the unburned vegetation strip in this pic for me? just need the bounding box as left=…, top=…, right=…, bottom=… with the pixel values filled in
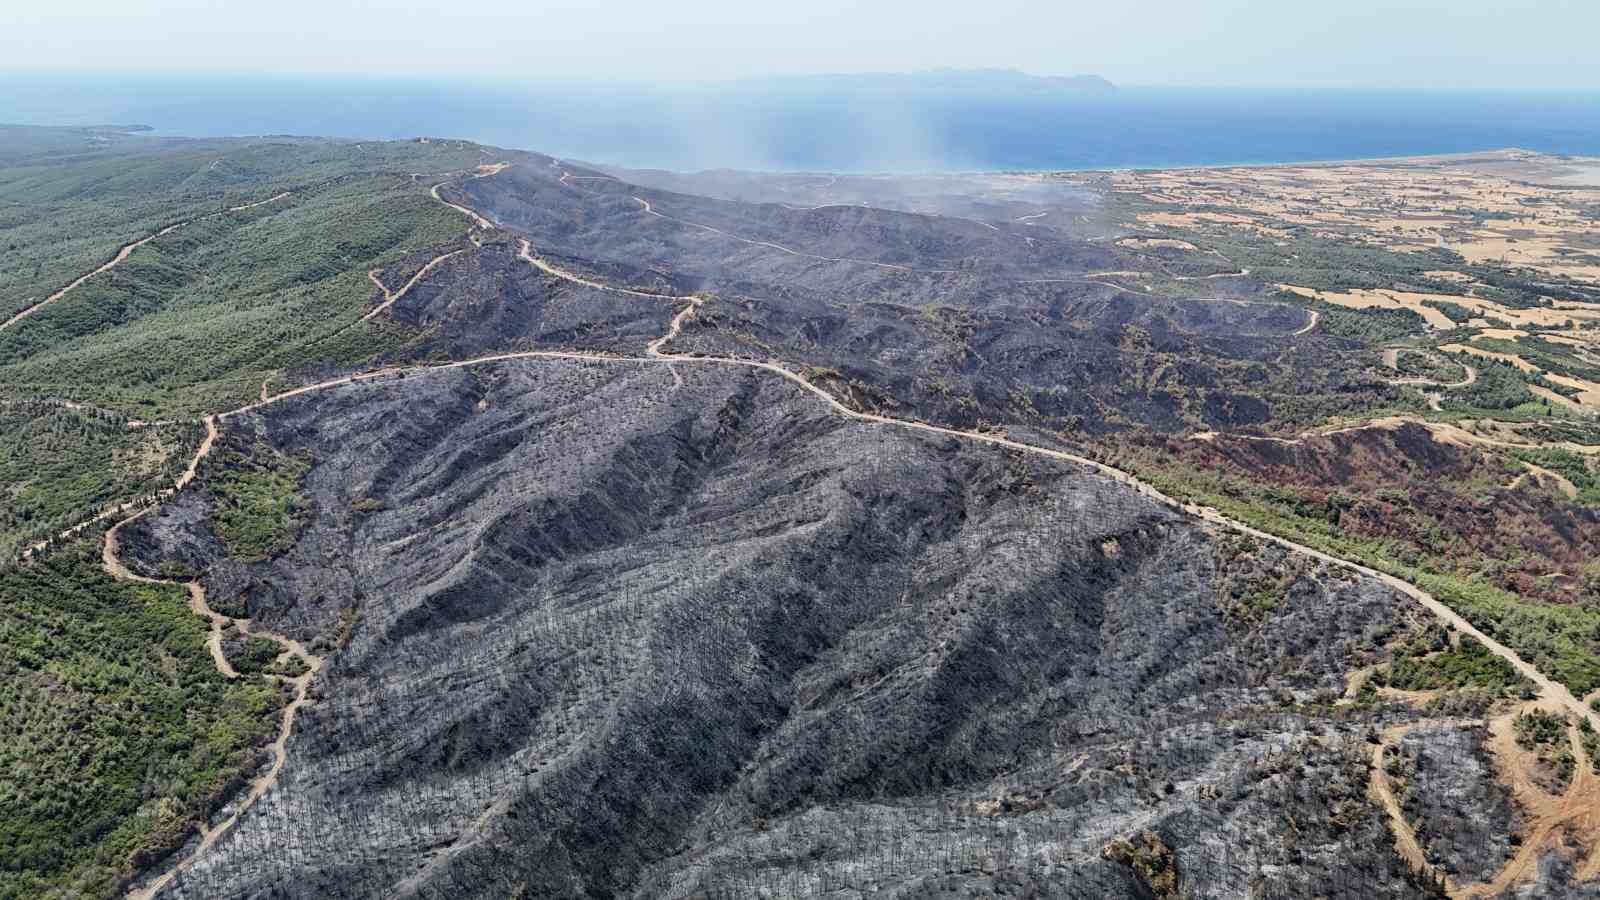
left=1115, top=454, right=1600, bottom=697
left=0, top=404, right=201, bottom=560
left=0, top=151, right=483, bottom=420
left=205, top=439, right=312, bottom=563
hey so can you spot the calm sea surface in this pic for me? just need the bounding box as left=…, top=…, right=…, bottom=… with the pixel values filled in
left=5, top=73, right=1599, bottom=173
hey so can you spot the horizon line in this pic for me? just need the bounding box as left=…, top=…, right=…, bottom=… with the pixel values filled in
left=3, top=66, right=1600, bottom=95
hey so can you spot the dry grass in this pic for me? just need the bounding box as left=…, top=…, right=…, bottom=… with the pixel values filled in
left=1117, top=151, right=1600, bottom=286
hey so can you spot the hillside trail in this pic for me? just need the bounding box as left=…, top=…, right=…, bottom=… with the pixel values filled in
left=1453, top=705, right=1600, bottom=896
left=92, top=412, right=323, bottom=900
left=1174, top=267, right=1253, bottom=281
left=424, top=163, right=505, bottom=230
left=430, top=180, right=494, bottom=229
left=1368, top=705, right=1600, bottom=898
left=443, top=177, right=1600, bottom=738
left=1368, top=718, right=1482, bottom=886
left=19, top=414, right=221, bottom=562
left=1508, top=460, right=1581, bottom=499
left=1383, top=348, right=1479, bottom=389
left=0, top=192, right=291, bottom=334
left=1017, top=274, right=1318, bottom=336
left=559, top=166, right=1312, bottom=336
left=493, top=188, right=1600, bottom=893
left=361, top=249, right=467, bottom=322
left=1291, top=308, right=1321, bottom=336
left=29, top=163, right=1590, bottom=896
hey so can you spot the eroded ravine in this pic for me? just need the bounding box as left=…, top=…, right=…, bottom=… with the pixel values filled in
left=31, top=164, right=1593, bottom=896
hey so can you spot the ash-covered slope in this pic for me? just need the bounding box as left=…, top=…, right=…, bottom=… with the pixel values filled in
left=123, top=357, right=1435, bottom=898
left=373, top=237, right=680, bottom=360
left=671, top=280, right=1325, bottom=435
left=401, top=156, right=1332, bottom=438
left=589, top=166, right=1117, bottom=240
left=449, top=158, right=1152, bottom=300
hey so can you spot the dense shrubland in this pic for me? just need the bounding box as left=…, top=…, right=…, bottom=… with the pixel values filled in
left=0, top=546, right=281, bottom=899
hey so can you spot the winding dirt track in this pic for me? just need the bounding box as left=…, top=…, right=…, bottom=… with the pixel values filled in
left=84, top=412, right=321, bottom=900
left=32, top=163, right=1588, bottom=895
left=1195, top=415, right=1600, bottom=459
left=1016, top=274, right=1318, bottom=336
left=361, top=250, right=466, bottom=322
left=425, top=164, right=506, bottom=231
left=1368, top=720, right=1473, bottom=882
left=516, top=239, right=684, bottom=300
left=19, top=415, right=220, bottom=561
left=1459, top=709, right=1600, bottom=896
left=1384, top=347, right=1479, bottom=389
left=350, top=177, right=1600, bottom=740
left=104, top=513, right=238, bottom=679
left=1292, top=308, right=1321, bottom=336
left=429, top=181, right=494, bottom=230
left=1370, top=705, right=1600, bottom=897
left=0, top=192, right=292, bottom=334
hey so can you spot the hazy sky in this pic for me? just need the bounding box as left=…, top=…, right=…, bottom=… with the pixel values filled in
left=6, top=0, right=1598, bottom=90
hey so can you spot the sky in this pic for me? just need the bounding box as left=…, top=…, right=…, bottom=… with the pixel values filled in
left=5, top=0, right=1599, bottom=91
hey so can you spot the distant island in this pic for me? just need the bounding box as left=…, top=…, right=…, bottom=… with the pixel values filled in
left=741, top=67, right=1117, bottom=95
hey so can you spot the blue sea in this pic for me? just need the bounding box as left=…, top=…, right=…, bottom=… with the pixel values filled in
left=4, top=72, right=1600, bottom=173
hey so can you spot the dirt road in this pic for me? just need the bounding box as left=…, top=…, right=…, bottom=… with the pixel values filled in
left=1197, top=415, right=1599, bottom=459
left=18, top=165, right=1587, bottom=895
left=1368, top=722, right=1458, bottom=884
left=1384, top=348, right=1479, bottom=388
left=103, top=425, right=323, bottom=900
left=1, top=192, right=292, bottom=334
left=361, top=249, right=466, bottom=322
left=430, top=180, right=495, bottom=230
left=112, top=245, right=1597, bottom=894
left=1453, top=707, right=1600, bottom=896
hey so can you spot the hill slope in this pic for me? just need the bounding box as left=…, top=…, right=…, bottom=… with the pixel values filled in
left=122, top=357, right=1430, bottom=898
left=5, top=128, right=1600, bottom=897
